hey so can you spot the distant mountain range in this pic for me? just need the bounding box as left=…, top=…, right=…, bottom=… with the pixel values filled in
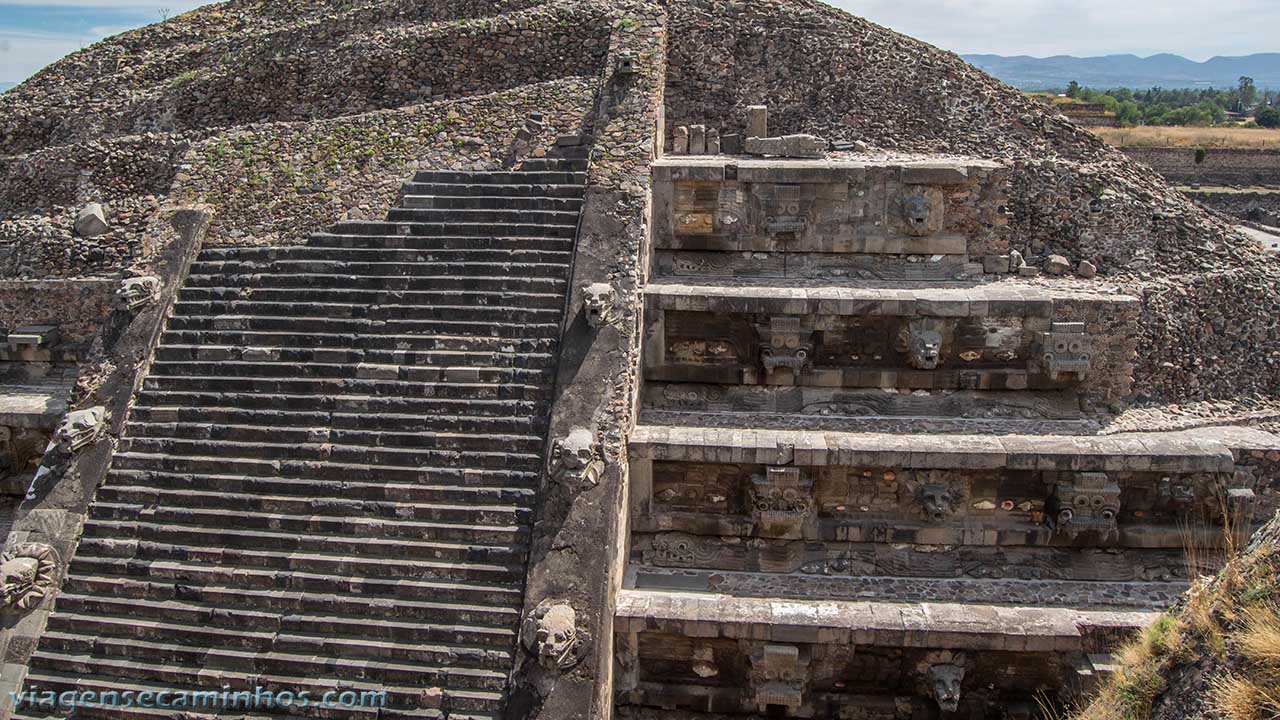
left=963, top=53, right=1280, bottom=90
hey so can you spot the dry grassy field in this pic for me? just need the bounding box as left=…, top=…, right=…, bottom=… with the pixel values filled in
left=1094, top=126, right=1280, bottom=149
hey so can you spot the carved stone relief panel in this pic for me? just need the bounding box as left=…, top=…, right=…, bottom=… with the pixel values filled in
left=653, top=461, right=744, bottom=514
left=757, top=316, right=815, bottom=385
left=652, top=309, right=1089, bottom=392
left=1050, top=472, right=1121, bottom=540
left=1037, top=321, right=1092, bottom=382
left=747, top=644, right=811, bottom=715
left=749, top=466, right=816, bottom=539
left=896, top=186, right=945, bottom=237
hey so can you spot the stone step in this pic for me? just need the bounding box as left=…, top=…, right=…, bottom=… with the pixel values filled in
left=199, top=244, right=573, bottom=264
left=91, top=498, right=532, bottom=538
left=147, top=360, right=553, bottom=385
left=110, top=451, right=540, bottom=486
left=118, top=435, right=543, bottom=470
left=139, top=374, right=550, bottom=403
left=159, top=329, right=559, bottom=354
left=12, top=695, right=298, bottom=720
left=396, top=181, right=584, bottom=199
left=52, top=593, right=519, bottom=649
left=306, top=231, right=575, bottom=250
left=411, top=169, right=586, bottom=185
left=399, top=194, right=584, bottom=211
left=67, top=554, right=522, bottom=609
left=61, top=575, right=520, bottom=632
left=170, top=300, right=563, bottom=324
left=75, top=534, right=522, bottom=583
left=187, top=258, right=573, bottom=280
left=184, top=271, right=567, bottom=294
left=9, top=693, right=495, bottom=720
left=383, top=207, right=581, bottom=226
left=18, top=666, right=498, bottom=716
left=81, top=519, right=528, bottom=568
left=103, top=471, right=536, bottom=504
left=128, top=406, right=545, bottom=437
left=123, top=420, right=544, bottom=454
left=41, top=610, right=494, bottom=667
left=166, top=314, right=563, bottom=340
left=154, top=343, right=557, bottom=369
left=178, top=285, right=569, bottom=311
left=327, top=220, right=577, bottom=239
left=185, top=266, right=565, bottom=288
left=32, top=640, right=507, bottom=691
left=515, top=157, right=589, bottom=173
left=13, top=673, right=379, bottom=720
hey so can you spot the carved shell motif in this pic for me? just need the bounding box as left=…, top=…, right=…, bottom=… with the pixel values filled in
left=1, top=543, right=59, bottom=611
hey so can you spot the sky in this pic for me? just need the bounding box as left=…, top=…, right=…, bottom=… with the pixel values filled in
left=2, top=0, right=1280, bottom=85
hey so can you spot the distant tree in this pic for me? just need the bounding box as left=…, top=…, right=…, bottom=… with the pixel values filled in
left=1257, top=106, right=1280, bottom=129
left=1237, top=76, right=1258, bottom=111
left=1066, top=81, right=1081, bottom=99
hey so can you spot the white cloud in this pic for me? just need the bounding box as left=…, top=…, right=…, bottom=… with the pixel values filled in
left=0, top=30, right=91, bottom=82
left=833, top=0, right=1280, bottom=60
left=0, top=0, right=202, bottom=8
left=0, top=2, right=207, bottom=82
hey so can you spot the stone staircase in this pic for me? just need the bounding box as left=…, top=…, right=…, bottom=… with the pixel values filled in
left=15, top=153, right=588, bottom=719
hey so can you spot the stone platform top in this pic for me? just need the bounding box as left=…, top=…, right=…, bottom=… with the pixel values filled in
left=629, top=424, right=1280, bottom=473
left=615, top=589, right=1155, bottom=652
left=0, top=385, right=70, bottom=429
left=646, top=279, right=1139, bottom=317
left=653, top=155, right=1004, bottom=184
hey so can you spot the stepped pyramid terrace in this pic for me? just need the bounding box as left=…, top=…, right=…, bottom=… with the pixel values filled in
left=0, top=1, right=1276, bottom=719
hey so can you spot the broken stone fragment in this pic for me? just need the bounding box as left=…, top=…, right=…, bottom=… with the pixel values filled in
left=689, top=125, right=707, bottom=155
left=673, top=126, right=689, bottom=155
left=1077, top=260, right=1098, bottom=278
left=75, top=203, right=110, bottom=237
left=744, top=134, right=827, bottom=159
left=706, top=128, right=721, bottom=155
left=1044, top=255, right=1071, bottom=276
left=746, top=105, right=768, bottom=139
left=1009, top=249, right=1026, bottom=271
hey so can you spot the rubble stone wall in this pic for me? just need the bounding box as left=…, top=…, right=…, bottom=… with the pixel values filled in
left=0, top=280, right=115, bottom=345
left=0, top=136, right=187, bottom=218
left=1134, top=266, right=1280, bottom=402
left=1187, top=190, right=1280, bottom=228
left=173, top=77, right=597, bottom=247
left=1121, top=146, right=1280, bottom=186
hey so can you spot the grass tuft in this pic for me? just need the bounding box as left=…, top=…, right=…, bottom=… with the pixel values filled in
left=1239, top=605, right=1280, bottom=667
left=1211, top=674, right=1280, bottom=720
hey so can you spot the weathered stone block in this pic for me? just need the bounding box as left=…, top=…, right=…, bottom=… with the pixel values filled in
left=74, top=203, right=110, bottom=238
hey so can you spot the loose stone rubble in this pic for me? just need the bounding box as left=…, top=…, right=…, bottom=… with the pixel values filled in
left=0, top=0, right=1275, bottom=718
